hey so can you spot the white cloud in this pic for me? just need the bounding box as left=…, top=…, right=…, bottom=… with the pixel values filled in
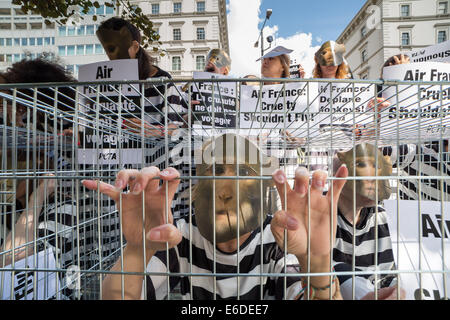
left=227, top=0, right=321, bottom=78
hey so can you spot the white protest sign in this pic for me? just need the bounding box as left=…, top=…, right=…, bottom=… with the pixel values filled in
left=77, top=59, right=144, bottom=165
left=239, top=82, right=319, bottom=131
left=406, top=40, right=450, bottom=63
left=314, top=82, right=376, bottom=138
left=78, top=59, right=139, bottom=98
left=381, top=62, right=450, bottom=140
left=191, top=71, right=237, bottom=131
left=1, top=248, right=60, bottom=300
left=384, top=200, right=450, bottom=300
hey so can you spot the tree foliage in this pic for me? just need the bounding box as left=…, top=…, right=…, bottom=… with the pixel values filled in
left=12, top=0, right=161, bottom=51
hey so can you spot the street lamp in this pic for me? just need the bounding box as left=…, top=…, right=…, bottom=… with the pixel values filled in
left=254, top=9, right=273, bottom=57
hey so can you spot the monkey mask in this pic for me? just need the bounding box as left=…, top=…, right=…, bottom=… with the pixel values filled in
left=315, top=41, right=346, bottom=67
left=337, top=143, right=392, bottom=202
left=205, top=49, right=231, bottom=71
left=96, top=26, right=133, bottom=60
left=193, top=133, right=278, bottom=243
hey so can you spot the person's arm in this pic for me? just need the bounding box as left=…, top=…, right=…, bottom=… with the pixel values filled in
left=270, top=165, right=348, bottom=300
left=82, top=166, right=181, bottom=300
left=1, top=175, right=56, bottom=267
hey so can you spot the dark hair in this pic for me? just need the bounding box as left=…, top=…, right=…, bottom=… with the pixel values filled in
left=0, top=58, right=77, bottom=131
left=99, top=17, right=153, bottom=80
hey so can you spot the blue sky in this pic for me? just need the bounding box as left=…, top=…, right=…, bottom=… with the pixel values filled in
left=226, top=0, right=367, bottom=77
left=257, top=0, right=366, bottom=45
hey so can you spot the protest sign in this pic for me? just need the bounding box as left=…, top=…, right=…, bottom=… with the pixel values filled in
left=314, top=82, right=376, bottom=140
left=77, top=59, right=144, bottom=165
left=240, top=82, right=319, bottom=132
left=384, top=200, right=450, bottom=300
left=289, top=64, right=301, bottom=78
left=191, top=71, right=237, bottom=132
left=405, top=40, right=450, bottom=63
left=1, top=248, right=60, bottom=300
left=381, top=62, right=450, bottom=140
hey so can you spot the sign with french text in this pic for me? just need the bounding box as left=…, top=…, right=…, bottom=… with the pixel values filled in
left=384, top=200, right=450, bottom=300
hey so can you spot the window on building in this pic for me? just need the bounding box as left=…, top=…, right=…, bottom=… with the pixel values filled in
left=21, top=37, right=27, bottom=46
left=85, top=44, right=94, bottom=54
left=438, top=1, right=448, bottom=14
left=95, top=44, right=103, bottom=54
left=400, top=4, right=410, bottom=17
left=361, top=49, right=368, bottom=62
left=172, top=56, right=181, bottom=71
left=173, top=2, right=182, bottom=13
left=96, top=5, right=105, bottom=15
left=6, top=54, right=12, bottom=62
left=197, top=27, right=205, bottom=40
left=401, top=31, right=410, bottom=45
left=58, top=26, right=66, bottom=36
left=13, top=54, right=20, bottom=62
left=197, top=1, right=206, bottom=12
left=29, top=38, right=35, bottom=46
left=44, top=37, right=51, bottom=45
left=438, top=30, right=448, bottom=43
left=105, top=5, right=114, bottom=14
left=67, top=26, right=76, bottom=36
left=152, top=3, right=160, bottom=14
left=66, top=65, right=74, bottom=74
left=361, top=26, right=367, bottom=38
left=76, top=45, right=84, bottom=55
left=0, top=38, right=3, bottom=46
left=196, top=55, right=205, bottom=70
left=37, top=37, right=43, bottom=45
left=67, top=45, right=75, bottom=55
left=14, top=38, right=20, bottom=46
left=52, top=37, right=55, bottom=45
left=86, top=25, right=94, bottom=35
left=6, top=38, right=11, bottom=46
left=77, top=25, right=85, bottom=36
left=173, top=28, right=181, bottom=40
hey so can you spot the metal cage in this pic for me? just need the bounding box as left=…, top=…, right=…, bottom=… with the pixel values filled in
left=0, top=76, right=449, bottom=300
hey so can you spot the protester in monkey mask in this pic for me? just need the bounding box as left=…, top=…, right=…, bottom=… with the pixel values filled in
left=313, top=40, right=351, bottom=79
left=86, top=133, right=350, bottom=300
left=332, top=143, right=405, bottom=300
left=204, top=49, right=232, bottom=76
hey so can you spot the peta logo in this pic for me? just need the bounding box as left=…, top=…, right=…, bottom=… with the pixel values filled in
left=365, top=5, right=381, bottom=30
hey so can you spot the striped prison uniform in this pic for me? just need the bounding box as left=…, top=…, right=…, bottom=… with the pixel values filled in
left=383, top=142, right=450, bottom=201
left=143, top=215, right=302, bottom=300
left=333, top=206, right=396, bottom=300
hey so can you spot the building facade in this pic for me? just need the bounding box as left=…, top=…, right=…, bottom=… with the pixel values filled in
left=131, top=0, right=229, bottom=78
left=0, top=0, right=229, bottom=79
left=336, top=0, right=450, bottom=80
left=0, top=0, right=114, bottom=75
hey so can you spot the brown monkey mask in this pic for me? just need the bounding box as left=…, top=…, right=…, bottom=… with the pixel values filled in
left=315, top=41, right=346, bottom=67
left=96, top=26, right=133, bottom=60
left=337, top=143, right=392, bottom=202
left=193, top=133, right=278, bottom=243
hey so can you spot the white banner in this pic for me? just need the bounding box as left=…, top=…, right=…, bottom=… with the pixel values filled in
left=381, top=62, right=450, bottom=139
left=384, top=200, right=450, bottom=300
left=314, top=82, right=376, bottom=138
left=1, top=248, right=59, bottom=300
left=405, top=40, right=450, bottom=63
left=239, top=82, right=319, bottom=130
left=78, top=59, right=139, bottom=98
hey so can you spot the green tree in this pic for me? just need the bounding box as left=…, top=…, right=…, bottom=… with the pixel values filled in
left=12, top=0, right=161, bottom=52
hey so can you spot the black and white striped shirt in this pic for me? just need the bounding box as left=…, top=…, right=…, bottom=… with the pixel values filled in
left=333, top=206, right=396, bottom=300
left=143, top=215, right=302, bottom=300
left=383, top=142, right=450, bottom=201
